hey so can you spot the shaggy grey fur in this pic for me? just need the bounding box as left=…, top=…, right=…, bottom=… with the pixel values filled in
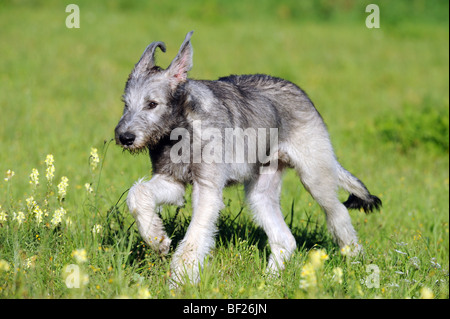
left=114, top=31, right=381, bottom=286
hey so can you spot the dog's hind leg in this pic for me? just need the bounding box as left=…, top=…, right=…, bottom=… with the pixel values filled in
left=282, top=135, right=362, bottom=255
left=245, top=168, right=297, bottom=273
left=127, top=174, right=185, bottom=255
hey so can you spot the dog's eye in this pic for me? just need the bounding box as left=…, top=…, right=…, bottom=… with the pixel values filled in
left=145, top=101, right=158, bottom=110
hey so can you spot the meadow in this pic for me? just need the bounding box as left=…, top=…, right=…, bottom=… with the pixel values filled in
left=0, top=0, right=448, bottom=299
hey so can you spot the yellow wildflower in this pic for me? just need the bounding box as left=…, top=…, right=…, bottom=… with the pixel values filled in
left=300, top=263, right=317, bottom=289
left=44, top=154, right=54, bottom=166
left=0, top=260, right=11, bottom=272
left=50, top=207, right=66, bottom=226
left=26, top=196, right=37, bottom=212
left=14, top=211, right=25, bottom=225
left=71, top=248, right=88, bottom=263
left=420, top=287, right=434, bottom=299
left=45, top=154, right=55, bottom=184
left=0, top=211, right=7, bottom=223
left=57, top=176, right=69, bottom=200
left=137, top=288, right=151, bottom=299
left=299, top=248, right=329, bottom=290
left=340, top=245, right=351, bottom=256
left=33, top=205, right=44, bottom=224
left=309, top=249, right=329, bottom=268
left=29, top=168, right=39, bottom=187
left=332, top=267, right=343, bottom=284
left=0, top=205, right=7, bottom=223
left=90, top=148, right=100, bottom=171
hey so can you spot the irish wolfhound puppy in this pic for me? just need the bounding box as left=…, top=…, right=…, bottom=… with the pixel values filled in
left=114, top=31, right=381, bottom=285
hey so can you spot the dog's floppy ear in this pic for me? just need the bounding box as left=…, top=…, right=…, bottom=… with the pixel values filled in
left=133, top=41, right=166, bottom=75
left=166, top=31, right=194, bottom=84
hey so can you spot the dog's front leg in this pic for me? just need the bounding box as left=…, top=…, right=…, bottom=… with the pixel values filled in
left=127, top=174, right=185, bottom=255
left=170, top=181, right=223, bottom=286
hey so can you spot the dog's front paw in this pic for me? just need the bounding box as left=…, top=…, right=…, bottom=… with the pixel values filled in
left=170, top=251, right=201, bottom=287
left=147, top=234, right=171, bottom=256
left=158, top=236, right=171, bottom=255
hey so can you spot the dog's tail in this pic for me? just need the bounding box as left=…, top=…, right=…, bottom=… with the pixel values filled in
left=337, top=164, right=382, bottom=214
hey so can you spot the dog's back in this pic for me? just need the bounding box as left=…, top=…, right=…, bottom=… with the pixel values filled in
left=187, top=74, right=325, bottom=141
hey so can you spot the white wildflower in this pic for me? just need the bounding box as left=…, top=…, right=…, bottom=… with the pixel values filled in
left=92, top=224, right=103, bottom=235
left=340, top=245, right=351, bottom=256
left=14, top=211, right=25, bottom=225
left=332, top=267, right=343, bottom=284
left=90, top=148, right=100, bottom=171
left=45, top=154, right=55, bottom=184
left=4, top=169, right=15, bottom=182
left=299, top=249, right=328, bottom=290
left=57, top=176, right=69, bottom=200
left=29, top=168, right=39, bottom=187
left=394, top=249, right=407, bottom=255
left=26, top=196, right=37, bottom=212
left=85, top=183, right=93, bottom=194
left=33, top=205, right=44, bottom=224
left=51, top=207, right=66, bottom=226
left=430, top=258, right=441, bottom=269
left=409, top=257, right=420, bottom=269
left=0, top=206, right=7, bottom=223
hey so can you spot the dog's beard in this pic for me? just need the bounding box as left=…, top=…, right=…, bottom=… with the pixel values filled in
left=121, top=145, right=148, bottom=156
left=119, top=125, right=170, bottom=155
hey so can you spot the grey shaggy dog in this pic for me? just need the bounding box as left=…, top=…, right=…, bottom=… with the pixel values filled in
left=114, top=31, right=381, bottom=286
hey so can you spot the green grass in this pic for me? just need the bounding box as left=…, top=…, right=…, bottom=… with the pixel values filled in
left=0, top=0, right=448, bottom=299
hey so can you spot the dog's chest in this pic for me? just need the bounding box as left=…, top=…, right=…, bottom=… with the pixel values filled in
left=149, top=143, right=192, bottom=184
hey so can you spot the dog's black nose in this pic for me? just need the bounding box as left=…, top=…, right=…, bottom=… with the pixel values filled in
left=119, top=132, right=136, bottom=146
